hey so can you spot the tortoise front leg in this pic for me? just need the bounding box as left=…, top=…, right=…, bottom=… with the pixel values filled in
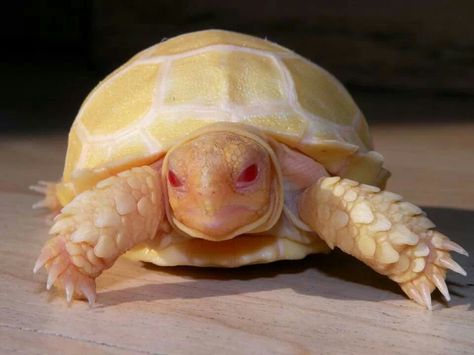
left=34, top=166, right=164, bottom=305
left=299, top=177, right=468, bottom=310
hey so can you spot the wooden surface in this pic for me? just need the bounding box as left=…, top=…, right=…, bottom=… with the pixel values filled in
left=0, top=122, right=473, bottom=354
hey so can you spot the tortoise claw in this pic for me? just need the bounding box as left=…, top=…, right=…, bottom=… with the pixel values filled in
left=29, top=181, right=50, bottom=194
left=64, top=274, right=75, bottom=305
left=79, top=278, right=97, bottom=306
left=35, top=235, right=97, bottom=306
left=401, top=283, right=426, bottom=309
left=33, top=199, right=49, bottom=209
left=33, top=244, right=56, bottom=273
left=428, top=272, right=450, bottom=301
left=401, top=277, right=434, bottom=310
left=30, top=180, right=60, bottom=212
left=440, top=240, right=469, bottom=256
left=418, top=282, right=432, bottom=311
left=46, top=257, right=68, bottom=290
left=397, top=229, right=468, bottom=309
left=33, top=257, right=46, bottom=274
left=438, top=257, right=467, bottom=276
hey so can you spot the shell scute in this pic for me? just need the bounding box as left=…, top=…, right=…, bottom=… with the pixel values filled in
left=283, top=57, right=359, bottom=127
left=80, top=64, right=160, bottom=136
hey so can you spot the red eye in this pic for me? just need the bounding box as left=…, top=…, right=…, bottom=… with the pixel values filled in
left=236, top=164, right=258, bottom=187
left=168, top=170, right=183, bottom=188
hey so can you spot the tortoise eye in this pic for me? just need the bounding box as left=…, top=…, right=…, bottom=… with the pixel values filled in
left=168, top=170, right=183, bottom=188
left=236, top=164, right=258, bottom=187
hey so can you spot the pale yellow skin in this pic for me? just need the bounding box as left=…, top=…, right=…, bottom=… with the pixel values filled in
left=32, top=30, right=468, bottom=309
left=166, top=132, right=273, bottom=239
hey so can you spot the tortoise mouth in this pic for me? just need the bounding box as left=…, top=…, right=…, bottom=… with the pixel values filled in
left=172, top=204, right=265, bottom=241
left=168, top=181, right=283, bottom=242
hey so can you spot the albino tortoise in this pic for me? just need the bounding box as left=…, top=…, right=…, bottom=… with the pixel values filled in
left=32, top=29, right=468, bottom=309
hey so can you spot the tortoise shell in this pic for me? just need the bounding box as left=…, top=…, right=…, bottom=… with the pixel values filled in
left=58, top=29, right=385, bottom=207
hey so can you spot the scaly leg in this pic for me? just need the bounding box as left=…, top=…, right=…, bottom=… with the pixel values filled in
left=299, top=177, right=468, bottom=310
left=33, top=166, right=164, bottom=305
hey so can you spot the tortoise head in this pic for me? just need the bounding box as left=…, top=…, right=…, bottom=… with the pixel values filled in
left=162, top=123, right=283, bottom=241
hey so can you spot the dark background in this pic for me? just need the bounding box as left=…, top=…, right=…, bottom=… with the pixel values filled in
left=1, top=0, right=473, bottom=132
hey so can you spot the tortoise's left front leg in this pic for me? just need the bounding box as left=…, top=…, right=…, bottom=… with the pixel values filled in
left=34, top=166, right=164, bottom=305
left=299, top=177, right=468, bottom=309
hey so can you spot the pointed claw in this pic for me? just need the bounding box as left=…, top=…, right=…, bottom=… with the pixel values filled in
left=33, top=200, right=48, bottom=209
left=46, top=259, right=68, bottom=290
left=65, top=278, right=75, bottom=305
left=430, top=273, right=451, bottom=301
left=30, top=181, right=53, bottom=194
left=80, top=280, right=96, bottom=307
left=46, top=273, right=56, bottom=290
left=29, top=185, right=48, bottom=194
left=34, top=238, right=63, bottom=273
left=33, top=248, right=54, bottom=273
left=438, top=257, right=467, bottom=276
left=441, top=240, right=469, bottom=256
left=402, top=283, right=425, bottom=306
left=33, top=258, right=45, bottom=273
left=418, top=283, right=433, bottom=311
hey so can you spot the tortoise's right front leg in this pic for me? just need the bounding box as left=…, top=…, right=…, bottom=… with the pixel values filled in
left=34, top=166, right=164, bottom=305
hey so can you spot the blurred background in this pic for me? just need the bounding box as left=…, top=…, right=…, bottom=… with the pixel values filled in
left=1, top=0, right=473, bottom=132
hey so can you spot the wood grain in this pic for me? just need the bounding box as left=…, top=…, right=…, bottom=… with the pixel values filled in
left=1, top=123, right=473, bottom=354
